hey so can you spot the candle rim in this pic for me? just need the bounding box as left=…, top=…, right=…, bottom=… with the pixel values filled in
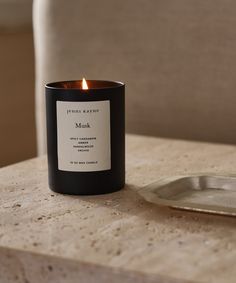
left=46, top=80, right=124, bottom=90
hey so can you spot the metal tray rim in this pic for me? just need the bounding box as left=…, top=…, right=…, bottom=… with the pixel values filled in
left=140, top=174, right=236, bottom=217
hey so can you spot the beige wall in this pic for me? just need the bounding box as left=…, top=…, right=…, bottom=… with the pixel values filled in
left=0, top=0, right=32, bottom=32
left=0, top=31, right=36, bottom=167
left=34, top=0, right=236, bottom=154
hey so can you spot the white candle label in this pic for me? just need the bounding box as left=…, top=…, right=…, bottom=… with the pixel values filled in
left=56, top=100, right=111, bottom=172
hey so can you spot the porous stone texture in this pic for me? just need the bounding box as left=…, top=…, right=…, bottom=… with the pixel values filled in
left=0, top=135, right=236, bottom=283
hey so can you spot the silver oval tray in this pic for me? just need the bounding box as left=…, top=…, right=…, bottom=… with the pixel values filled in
left=139, top=175, right=236, bottom=216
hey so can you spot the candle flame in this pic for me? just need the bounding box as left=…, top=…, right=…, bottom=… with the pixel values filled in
left=82, top=78, right=88, bottom=90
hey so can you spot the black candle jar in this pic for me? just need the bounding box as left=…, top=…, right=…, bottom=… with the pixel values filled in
left=45, top=80, right=125, bottom=195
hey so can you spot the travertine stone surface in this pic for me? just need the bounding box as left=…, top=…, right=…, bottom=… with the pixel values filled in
left=0, top=135, right=236, bottom=283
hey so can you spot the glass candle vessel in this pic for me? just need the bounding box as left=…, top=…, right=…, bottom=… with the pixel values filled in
left=45, top=80, right=125, bottom=195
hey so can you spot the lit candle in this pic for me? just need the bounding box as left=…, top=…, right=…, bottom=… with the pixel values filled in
left=45, top=79, right=125, bottom=195
left=82, top=77, right=88, bottom=90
